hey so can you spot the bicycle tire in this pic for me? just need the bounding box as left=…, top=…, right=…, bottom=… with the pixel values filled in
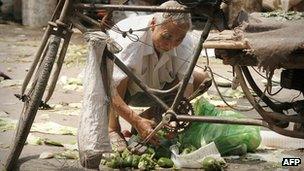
left=5, top=36, right=61, bottom=171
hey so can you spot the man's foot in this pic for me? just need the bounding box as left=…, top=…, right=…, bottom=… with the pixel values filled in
left=109, top=131, right=127, bottom=152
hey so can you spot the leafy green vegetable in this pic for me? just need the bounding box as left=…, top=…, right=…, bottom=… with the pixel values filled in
left=31, top=122, right=77, bottom=135
left=54, top=150, right=79, bottom=160
left=100, top=158, right=107, bottom=165
left=181, top=148, right=191, bottom=155
left=132, top=155, right=141, bottom=168
left=124, top=155, right=133, bottom=167
left=201, top=156, right=226, bottom=171
left=26, top=134, right=43, bottom=145
left=44, top=139, right=64, bottom=147
left=202, top=156, right=218, bottom=171
left=180, top=144, right=197, bottom=155
left=100, top=129, right=178, bottom=169
left=146, top=147, right=155, bottom=156
left=157, top=157, right=174, bottom=168
left=138, top=154, right=156, bottom=170
left=106, top=158, right=120, bottom=168
left=156, top=130, right=167, bottom=139
left=121, top=149, right=131, bottom=159
left=101, top=151, right=143, bottom=169
left=0, top=117, right=16, bottom=132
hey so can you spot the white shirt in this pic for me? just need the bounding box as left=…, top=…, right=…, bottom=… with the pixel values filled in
left=109, top=15, right=196, bottom=95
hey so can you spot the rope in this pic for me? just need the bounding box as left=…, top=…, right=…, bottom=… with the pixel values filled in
left=204, top=51, right=255, bottom=112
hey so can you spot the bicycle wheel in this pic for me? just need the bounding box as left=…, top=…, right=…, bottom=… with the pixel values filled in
left=5, top=36, right=61, bottom=171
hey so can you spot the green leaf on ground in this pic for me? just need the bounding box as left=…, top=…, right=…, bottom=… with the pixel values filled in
left=0, top=117, right=17, bottom=132
left=221, top=88, right=245, bottom=99
left=31, top=121, right=77, bottom=136
left=54, top=149, right=79, bottom=160
left=26, top=133, right=44, bottom=145
left=0, top=79, right=23, bottom=87
left=44, top=139, right=64, bottom=147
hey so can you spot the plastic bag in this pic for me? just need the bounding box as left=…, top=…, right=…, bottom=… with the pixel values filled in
left=180, top=97, right=261, bottom=156
left=170, top=142, right=223, bottom=169
left=78, top=32, right=120, bottom=156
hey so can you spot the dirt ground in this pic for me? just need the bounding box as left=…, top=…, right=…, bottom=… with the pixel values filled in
left=0, top=22, right=303, bottom=171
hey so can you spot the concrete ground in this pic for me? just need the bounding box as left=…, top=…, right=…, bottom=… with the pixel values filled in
left=0, top=22, right=303, bottom=170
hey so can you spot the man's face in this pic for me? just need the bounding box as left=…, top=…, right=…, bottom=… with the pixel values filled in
left=151, top=18, right=189, bottom=53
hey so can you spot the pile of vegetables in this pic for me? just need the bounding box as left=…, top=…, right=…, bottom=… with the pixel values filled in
left=100, top=129, right=226, bottom=170
left=100, top=143, right=226, bottom=170
left=100, top=130, right=177, bottom=170
left=100, top=148, right=174, bottom=170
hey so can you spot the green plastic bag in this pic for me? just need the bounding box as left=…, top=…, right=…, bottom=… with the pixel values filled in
left=180, top=98, right=261, bottom=156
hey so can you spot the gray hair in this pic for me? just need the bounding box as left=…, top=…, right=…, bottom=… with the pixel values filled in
left=153, top=1, right=192, bottom=28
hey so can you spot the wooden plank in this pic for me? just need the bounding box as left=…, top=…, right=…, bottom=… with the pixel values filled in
left=203, top=30, right=249, bottom=49
left=203, top=41, right=249, bottom=49
left=203, top=31, right=304, bottom=50
left=215, top=49, right=304, bottom=69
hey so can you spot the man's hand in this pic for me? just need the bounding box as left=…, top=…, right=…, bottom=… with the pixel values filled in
left=112, top=94, right=159, bottom=145
left=133, top=117, right=160, bottom=145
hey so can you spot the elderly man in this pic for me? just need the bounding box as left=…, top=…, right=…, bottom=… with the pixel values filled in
left=108, top=1, right=210, bottom=152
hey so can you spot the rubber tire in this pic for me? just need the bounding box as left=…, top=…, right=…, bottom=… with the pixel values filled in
left=5, top=36, right=61, bottom=170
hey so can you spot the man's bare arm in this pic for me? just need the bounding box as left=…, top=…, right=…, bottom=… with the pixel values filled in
left=111, top=78, right=158, bottom=144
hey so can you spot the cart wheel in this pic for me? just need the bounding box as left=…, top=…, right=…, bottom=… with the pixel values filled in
left=5, top=36, right=61, bottom=171
left=241, top=66, right=289, bottom=128
left=235, top=66, right=304, bottom=139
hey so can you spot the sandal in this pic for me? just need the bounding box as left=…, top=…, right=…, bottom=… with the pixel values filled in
left=109, top=131, right=127, bottom=152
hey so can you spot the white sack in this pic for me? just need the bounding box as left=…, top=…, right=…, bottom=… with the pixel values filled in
left=77, top=31, right=121, bottom=154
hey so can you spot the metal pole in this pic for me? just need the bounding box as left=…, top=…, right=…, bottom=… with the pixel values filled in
left=171, top=19, right=212, bottom=111
left=58, top=0, right=71, bottom=24
left=176, top=115, right=266, bottom=126
left=106, top=51, right=169, bottom=111
left=74, top=4, right=190, bottom=13
left=75, top=11, right=101, bottom=27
